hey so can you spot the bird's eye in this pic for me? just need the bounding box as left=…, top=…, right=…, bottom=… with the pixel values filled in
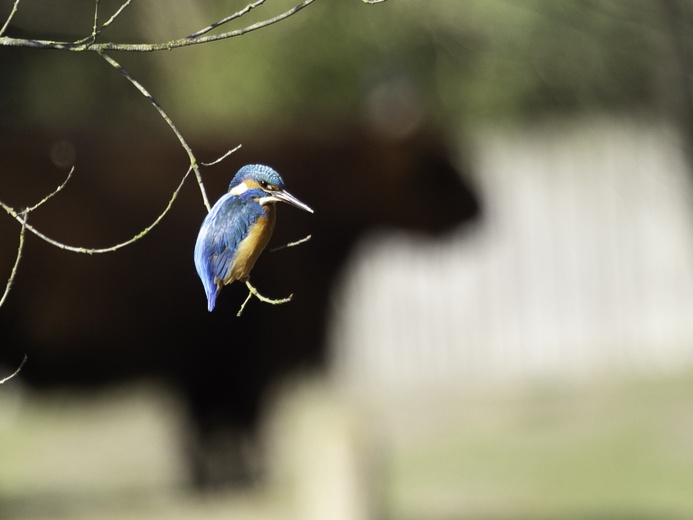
left=259, top=180, right=269, bottom=189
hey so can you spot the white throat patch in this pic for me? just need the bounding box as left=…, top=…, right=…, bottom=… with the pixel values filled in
left=257, top=195, right=280, bottom=206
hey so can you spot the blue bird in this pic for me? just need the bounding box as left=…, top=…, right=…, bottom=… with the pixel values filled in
left=194, top=164, right=313, bottom=311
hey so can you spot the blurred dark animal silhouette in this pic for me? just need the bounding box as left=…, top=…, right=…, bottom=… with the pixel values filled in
left=0, top=125, right=480, bottom=487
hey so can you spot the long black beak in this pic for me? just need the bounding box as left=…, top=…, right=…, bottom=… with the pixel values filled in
left=273, top=189, right=314, bottom=213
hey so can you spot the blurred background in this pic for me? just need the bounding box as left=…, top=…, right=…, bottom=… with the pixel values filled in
left=2, top=0, right=693, bottom=519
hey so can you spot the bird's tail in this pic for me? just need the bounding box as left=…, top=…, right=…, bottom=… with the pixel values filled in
left=206, top=285, right=218, bottom=312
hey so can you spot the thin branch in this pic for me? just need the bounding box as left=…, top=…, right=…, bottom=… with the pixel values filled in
left=245, top=280, right=293, bottom=305
left=98, top=52, right=211, bottom=210
left=201, top=145, right=243, bottom=167
left=0, top=354, right=27, bottom=384
left=82, top=0, right=101, bottom=44
left=0, top=209, right=27, bottom=308
left=269, top=234, right=311, bottom=253
left=0, top=0, right=21, bottom=37
left=186, top=0, right=267, bottom=39
left=237, top=290, right=254, bottom=317
left=25, top=166, right=74, bottom=212
left=237, top=280, right=293, bottom=317
left=0, top=0, right=318, bottom=53
left=96, top=0, right=133, bottom=38
left=236, top=235, right=311, bottom=315
left=0, top=165, right=193, bottom=254
left=73, top=0, right=133, bottom=45
left=0, top=169, right=70, bottom=307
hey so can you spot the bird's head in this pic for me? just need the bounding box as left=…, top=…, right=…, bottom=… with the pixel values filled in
left=228, top=164, right=313, bottom=213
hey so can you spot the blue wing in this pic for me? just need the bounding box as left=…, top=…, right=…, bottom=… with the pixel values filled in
left=194, top=192, right=263, bottom=311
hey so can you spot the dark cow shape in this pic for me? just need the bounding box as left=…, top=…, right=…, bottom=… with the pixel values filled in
left=0, top=124, right=480, bottom=487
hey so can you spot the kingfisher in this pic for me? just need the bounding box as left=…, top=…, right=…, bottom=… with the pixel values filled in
left=194, top=164, right=313, bottom=312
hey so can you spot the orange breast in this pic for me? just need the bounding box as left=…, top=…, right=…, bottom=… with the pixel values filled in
left=224, top=206, right=276, bottom=284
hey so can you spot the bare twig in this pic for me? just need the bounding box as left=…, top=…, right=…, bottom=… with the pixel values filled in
left=237, top=280, right=293, bottom=317
left=237, top=290, right=254, bottom=317
left=0, top=209, right=27, bottom=308
left=0, top=0, right=20, bottom=37
left=94, top=0, right=133, bottom=39
left=269, top=234, right=312, bottom=253
left=246, top=280, right=293, bottom=305
left=73, top=0, right=134, bottom=45
left=201, top=145, right=243, bottom=167
left=98, top=52, right=210, bottom=210
left=0, top=0, right=318, bottom=53
left=75, top=0, right=101, bottom=45
left=0, top=164, right=193, bottom=254
left=25, top=166, right=74, bottom=212
left=236, top=235, right=311, bottom=315
left=186, top=0, right=267, bottom=39
left=0, top=168, right=71, bottom=307
left=0, top=354, right=27, bottom=384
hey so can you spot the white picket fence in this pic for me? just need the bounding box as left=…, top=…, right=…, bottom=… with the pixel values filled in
left=330, top=117, right=693, bottom=391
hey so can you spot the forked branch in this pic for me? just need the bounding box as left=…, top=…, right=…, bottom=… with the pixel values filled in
left=0, top=0, right=318, bottom=52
